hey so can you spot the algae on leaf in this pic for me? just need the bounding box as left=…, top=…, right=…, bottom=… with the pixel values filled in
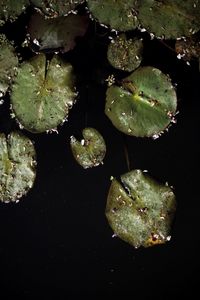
left=11, top=54, right=77, bottom=133
left=30, top=0, right=84, bottom=17
left=106, top=169, right=176, bottom=248
left=27, top=12, right=89, bottom=53
left=137, top=0, right=200, bottom=39
left=87, top=0, right=138, bottom=31
left=105, top=66, right=177, bottom=137
left=107, top=34, right=143, bottom=72
left=70, top=128, right=106, bottom=169
left=0, top=34, right=18, bottom=97
left=0, top=0, right=29, bottom=26
left=0, top=132, right=36, bottom=203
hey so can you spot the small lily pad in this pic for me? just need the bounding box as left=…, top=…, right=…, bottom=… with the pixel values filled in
left=105, top=66, right=177, bottom=137
left=30, top=0, right=84, bottom=17
left=137, top=0, right=200, bottom=39
left=11, top=53, right=77, bottom=133
left=0, top=34, right=18, bottom=97
left=0, top=131, right=36, bottom=203
left=175, top=36, right=200, bottom=62
left=107, top=34, right=143, bottom=72
left=87, top=0, right=138, bottom=31
left=106, top=169, right=176, bottom=248
left=0, top=0, right=29, bottom=26
left=27, top=12, right=89, bottom=53
left=70, top=127, right=106, bottom=169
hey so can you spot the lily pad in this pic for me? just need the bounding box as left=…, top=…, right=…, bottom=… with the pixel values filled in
left=30, top=0, right=84, bottom=17
left=107, top=34, right=143, bottom=72
left=0, top=0, right=29, bottom=26
left=70, top=127, right=106, bottom=169
left=0, top=34, right=18, bottom=97
left=27, top=12, right=89, bottom=53
left=105, top=66, right=177, bottom=137
left=137, top=0, right=200, bottom=39
left=11, top=53, right=77, bottom=133
left=0, top=131, right=36, bottom=203
left=106, top=169, right=176, bottom=248
left=87, top=0, right=138, bottom=31
left=175, top=35, right=200, bottom=62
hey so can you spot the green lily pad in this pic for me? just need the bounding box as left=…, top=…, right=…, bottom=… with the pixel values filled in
left=0, top=34, right=18, bottom=97
left=106, top=169, right=176, bottom=248
left=105, top=66, right=177, bottom=137
left=0, top=0, right=29, bottom=26
left=70, top=127, right=106, bottom=169
left=30, top=0, right=84, bottom=17
left=87, top=0, right=138, bottom=31
left=27, top=12, right=89, bottom=53
left=107, top=34, right=143, bottom=72
left=0, top=131, right=36, bottom=203
left=11, top=53, right=77, bottom=133
left=137, top=0, right=200, bottom=39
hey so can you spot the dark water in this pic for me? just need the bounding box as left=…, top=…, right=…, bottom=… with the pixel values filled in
left=0, top=5, right=200, bottom=298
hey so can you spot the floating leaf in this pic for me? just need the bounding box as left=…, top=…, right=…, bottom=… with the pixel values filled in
left=106, top=169, right=176, bottom=248
left=11, top=54, right=76, bottom=133
left=70, top=127, right=106, bottom=169
left=87, top=0, right=138, bottom=31
left=30, top=0, right=84, bottom=17
left=27, top=12, right=89, bottom=53
left=0, top=0, right=29, bottom=26
left=0, top=34, right=18, bottom=97
left=107, top=34, right=143, bottom=72
left=0, top=131, right=36, bottom=203
left=175, top=35, right=200, bottom=62
left=137, top=0, right=200, bottom=39
left=105, top=66, right=177, bottom=137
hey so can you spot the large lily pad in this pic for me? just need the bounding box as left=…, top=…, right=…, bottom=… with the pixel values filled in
left=11, top=54, right=77, bottom=133
left=0, top=34, right=18, bottom=97
left=0, top=131, right=36, bottom=203
left=0, top=0, right=29, bottom=26
left=106, top=169, right=176, bottom=248
left=105, top=66, right=177, bottom=137
left=87, top=0, right=138, bottom=31
left=27, top=12, right=89, bottom=53
left=30, top=0, right=84, bottom=17
left=70, top=127, right=106, bottom=169
left=107, top=34, right=143, bottom=72
left=137, top=0, right=200, bottom=39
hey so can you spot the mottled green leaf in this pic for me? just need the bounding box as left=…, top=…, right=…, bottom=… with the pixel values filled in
left=30, top=0, right=84, bottom=17
left=70, top=127, right=106, bottom=169
left=0, top=131, right=36, bottom=203
left=11, top=53, right=77, bottom=133
left=107, top=34, right=143, bottom=72
left=106, top=169, right=176, bottom=248
left=105, top=66, right=177, bottom=137
left=27, top=12, right=89, bottom=53
left=0, top=0, right=29, bottom=26
left=87, top=0, right=138, bottom=31
left=137, top=0, right=200, bottom=39
left=0, top=34, right=18, bottom=97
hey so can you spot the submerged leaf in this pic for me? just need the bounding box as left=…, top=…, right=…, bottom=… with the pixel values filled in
left=0, top=0, right=29, bottom=25
left=107, top=34, right=143, bottom=72
left=87, top=0, right=138, bottom=31
left=137, top=0, right=200, bottom=39
left=0, top=131, right=36, bottom=203
left=175, top=35, right=200, bottom=62
left=106, top=169, right=176, bottom=248
left=30, top=0, right=84, bottom=17
left=105, top=66, right=177, bottom=137
left=11, top=54, right=77, bottom=133
left=70, top=127, right=106, bottom=169
left=0, top=34, right=18, bottom=97
left=28, top=12, right=89, bottom=53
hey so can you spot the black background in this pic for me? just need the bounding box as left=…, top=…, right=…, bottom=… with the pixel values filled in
left=0, top=6, right=200, bottom=298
